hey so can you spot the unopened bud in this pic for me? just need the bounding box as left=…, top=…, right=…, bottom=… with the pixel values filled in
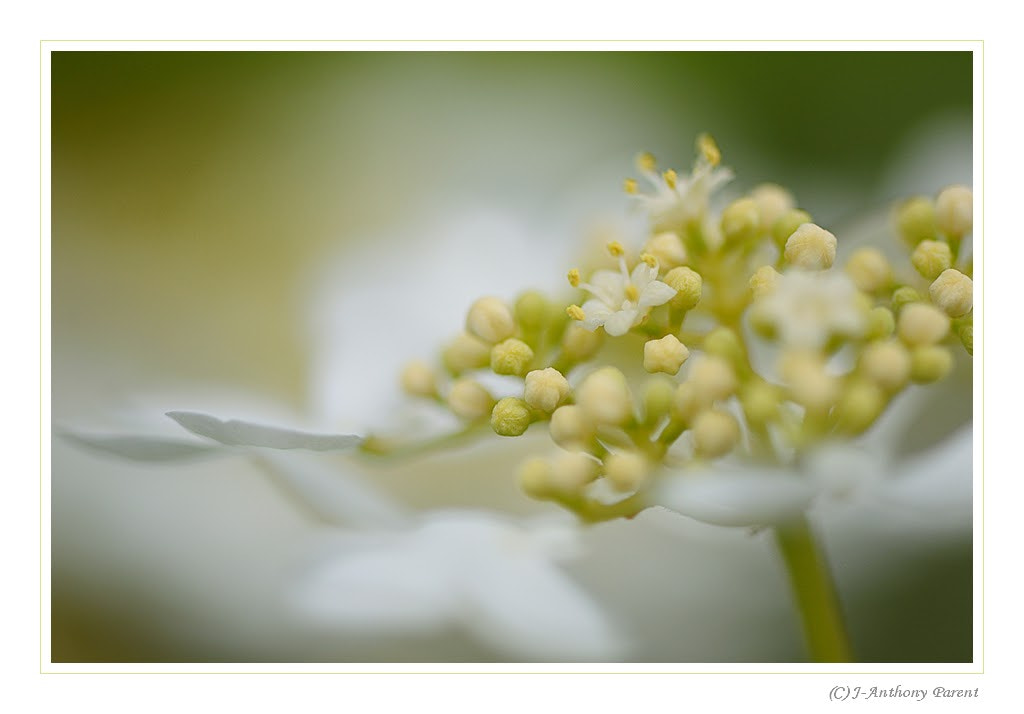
left=514, top=290, right=549, bottom=332
left=523, top=367, right=570, bottom=413
left=909, top=345, right=954, bottom=383
left=784, top=223, right=837, bottom=270
left=561, top=323, right=604, bottom=361
left=466, top=296, right=516, bottom=343
left=865, top=306, right=896, bottom=340
left=663, top=266, right=703, bottom=310
left=604, top=452, right=650, bottom=493
left=898, top=303, right=950, bottom=346
left=447, top=378, right=494, bottom=420
left=550, top=452, right=599, bottom=493
left=518, top=458, right=554, bottom=500
left=911, top=240, right=953, bottom=281
left=897, top=196, right=937, bottom=246
left=771, top=208, right=812, bottom=249
left=929, top=269, right=973, bottom=317
left=749, top=265, right=780, bottom=299
left=935, top=185, right=972, bottom=238
left=490, top=397, right=533, bottom=437
left=400, top=360, right=437, bottom=398
left=643, top=231, right=687, bottom=270
left=643, top=334, right=690, bottom=374
left=577, top=367, right=634, bottom=425
left=688, top=356, right=738, bottom=405
left=751, top=183, right=795, bottom=230
left=549, top=405, right=593, bottom=451
left=490, top=338, right=534, bottom=376
left=721, top=197, right=761, bottom=245
left=860, top=340, right=912, bottom=392
left=692, top=410, right=741, bottom=459
left=845, top=248, right=891, bottom=293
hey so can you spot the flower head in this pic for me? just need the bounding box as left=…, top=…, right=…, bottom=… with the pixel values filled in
left=752, top=270, right=867, bottom=348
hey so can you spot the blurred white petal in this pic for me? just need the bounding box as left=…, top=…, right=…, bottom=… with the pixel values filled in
left=58, top=430, right=225, bottom=462
left=166, top=411, right=363, bottom=451
left=654, top=469, right=815, bottom=528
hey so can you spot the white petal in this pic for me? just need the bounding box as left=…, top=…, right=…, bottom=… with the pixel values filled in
left=462, top=554, right=625, bottom=661
left=603, top=309, right=638, bottom=337
left=167, top=411, right=363, bottom=451
left=629, top=261, right=658, bottom=290
left=255, top=451, right=408, bottom=529
left=654, top=469, right=815, bottom=527
left=579, top=299, right=614, bottom=331
left=880, top=425, right=972, bottom=514
left=292, top=536, right=458, bottom=633
left=637, top=279, right=677, bottom=308
left=58, top=430, right=225, bottom=462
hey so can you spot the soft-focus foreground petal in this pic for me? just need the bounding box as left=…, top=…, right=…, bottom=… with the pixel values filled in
left=57, top=430, right=225, bottom=462
left=655, top=469, right=816, bottom=528
left=167, top=411, right=363, bottom=451
left=877, top=425, right=972, bottom=516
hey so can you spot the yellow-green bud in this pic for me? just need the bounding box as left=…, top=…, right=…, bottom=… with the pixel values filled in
left=400, top=360, right=437, bottom=398
left=898, top=303, right=950, bottom=346
left=671, top=382, right=701, bottom=423
left=466, top=296, right=516, bottom=343
left=703, top=327, right=745, bottom=373
left=490, top=397, right=533, bottom=437
left=663, top=266, right=703, bottom=310
left=865, top=306, right=896, bottom=340
left=837, top=379, right=886, bottom=434
left=447, top=378, right=494, bottom=420
left=643, top=231, right=687, bottom=270
left=604, top=452, right=650, bottom=493
left=780, top=351, right=838, bottom=412
left=517, top=458, right=554, bottom=500
left=911, top=240, right=953, bottom=281
left=929, top=269, right=973, bottom=317
left=550, top=452, right=599, bottom=493
left=490, top=338, right=534, bottom=376
left=514, top=290, right=549, bottom=333
left=643, top=377, right=677, bottom=424
left=860, top=340, right=912, bottom=392
left=845, top=248, right=891, bottom=293
left=891, top=286, right=922, bottom=314
left=959, top=324, right=973, bottom=355
left=688, top=356, right=738, bottom=406
left=784, top=223, right=837, bottom=270
left=692, top=409, right=741, bottom=459
left=910, top=345, right=954, bottom=383
left=740, top=381, right=780, bottom=426
left=643, top=334, right=690, bottom=375
left=577, top=366, right=634, bottom=426
left=751, top=183, right=795, bottom=230
left=749, top=265, right=780, bottom=299
left=549, top=405, right=593, bottom=451
left=442, top=332, right=491, bottom=374
left=523, top=367, right=570, bottom=413
left=771, top=208, right=812, bottom=249
left=935, top=185, right=973, bottom=238
left=561, top=324, right=604, bottom=362
left=896, top=196, right=938, bottom=246
left=721, top=197, right=761, bottom=245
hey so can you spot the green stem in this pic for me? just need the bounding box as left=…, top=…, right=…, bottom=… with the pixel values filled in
left=774, top=515, right=853, bottom=663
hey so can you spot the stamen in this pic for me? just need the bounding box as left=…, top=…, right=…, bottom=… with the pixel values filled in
left=697, top=133, right=721, bottom=167
left=567, top=268, right=581, bottom=287
left=636, top=152, right=657, bottom=173
left=566, top=305, right=586, bottom=321
left=607, top=241, right=625, bottom=257
left=640, top=253, right=658, bottom=268
left=663, top=169, right=678, bottom=189
left=623, top=178, right=638, bottom=194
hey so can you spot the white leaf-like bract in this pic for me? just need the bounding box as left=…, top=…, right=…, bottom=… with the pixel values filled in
left=166, top=411, right=363, bottom=451
left=58, top=430, right=225, bottom=462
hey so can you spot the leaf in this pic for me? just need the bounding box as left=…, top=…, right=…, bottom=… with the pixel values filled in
left=165, top=411, right=363, bottom=451
left=58, top=430, right=224, bottom=462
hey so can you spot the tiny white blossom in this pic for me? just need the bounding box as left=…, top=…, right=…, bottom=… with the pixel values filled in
left=753, top=270, right=867, bottom=348
left=575, top=254, right=676, bottom=336
left=629, top=150, right=733, bottom=233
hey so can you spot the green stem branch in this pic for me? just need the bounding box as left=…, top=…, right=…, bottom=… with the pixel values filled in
left=774, top=515, right=854, bottom=663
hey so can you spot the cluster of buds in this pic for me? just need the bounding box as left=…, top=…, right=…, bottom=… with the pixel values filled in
left=395, top=136, right=974, bottom=525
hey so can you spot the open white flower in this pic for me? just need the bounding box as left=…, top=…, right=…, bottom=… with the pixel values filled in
left=752, top=269, right=867, bottom=348
left=294, top=509, right=625, bottom=661
left=575, top=254, right=676, bottom=336
left=629, top=146, right=734, bottom=233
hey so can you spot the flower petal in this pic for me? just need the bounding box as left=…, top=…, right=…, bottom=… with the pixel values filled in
left=586, top=270, right=626, bottom=306
left=654, top=469, right=815, bottom=527
left=637, top=279, right=677, bottom=308
left=579, top=299, right=614, bottom=331
left=629, top=261, right=658, bottom=290
left=166, top=411, right=363, bottom=451
left=603, top=309, right=638, bottom=337
left=462, top=554, right=625, bottom=661
left=58, top=430, right=225, bottom=462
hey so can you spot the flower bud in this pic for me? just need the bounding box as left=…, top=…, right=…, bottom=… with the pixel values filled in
left=447, top=378, right=494, bottom=420
left=890, top=286, right=922, bottom=314
left=692, top=409, right=741, bottom=459
left=604, top=452, right=650, bottom=493
left=517, top=458, right=553, bottom=500
left=896, top=196, right=937, bottom=246
left=514, top=290, right=549, bottom=333
left=845, top=248, right=891, bottom=293
left=576, top=367, right=634, bottom=425
left=642, top=231, right=687, bottom=270
left=751, top=183, right=795, bottom=230
left=837, top=379, right=886, bottom=434
left=490, top=397, right=533, bottom=437
left=550, top=452, right=599, bottom=493
left=898, top=303, right=950, bottom=346
left=643, top=334, right=690, bottom=375
left=671, top=382, right=701, bottom=423
left=771, top=208, right=812, bottom=249
left=780, top=351, right=839, bottom=412
left=523, top=367, right=570, bottom=413
left=548, top=405, right=593, bottom=451
left=909, top=345, right=954, bottom=383
left=442, top=332, right=491, bottom=374
left=490, top=338, right=534, bottom=376
left=860, top=340, right=912, bottom=392
left=959, top=324, right=973, bottom=355
left=721, top=197, right=761, bottom=245
left=935, top=185, right=972, bottom=238
left=911, top=240, right=953, bottom=281
left=688, top=356, right=737, bottom=405
left=466, top=296, right=516, bottom=343
left=643, top=377, right=677, bottom=424
left=740, top=381, right=780, bottom=426
left=561, top=323, right=604, bottom=362
left=749, top=265, right=780, bottom=299
left=400, top=360, right=437, bottom=398
left=929, top=269, right=973, bottom=317
left=784, top=223, right=837, bottom=270
left=865, top=306, right=896, bottom=340
left=703, top=327, right=745, bottom=373
left=663, top=266, right=703, bottom=310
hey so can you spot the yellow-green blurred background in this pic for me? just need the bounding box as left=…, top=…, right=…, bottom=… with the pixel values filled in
left=51, top=51, right=973, bottom=662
